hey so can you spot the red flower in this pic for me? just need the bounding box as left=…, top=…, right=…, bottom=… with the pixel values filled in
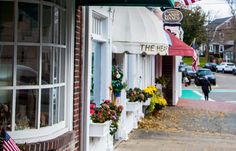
left=105, top=100, right=111, bottom=103
left=90, top=104, right=96, bottom=109
left=90, top=109, right=95, bottom=115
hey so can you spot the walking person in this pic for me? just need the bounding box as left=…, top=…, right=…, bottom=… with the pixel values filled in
left=201, top=77, right=212, bottom=101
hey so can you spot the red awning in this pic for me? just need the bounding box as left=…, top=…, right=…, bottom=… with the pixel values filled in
left=165, top=30, right=194, bottom=57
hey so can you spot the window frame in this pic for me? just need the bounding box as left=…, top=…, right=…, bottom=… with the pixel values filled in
left=0, top=0, right=74, bottom=143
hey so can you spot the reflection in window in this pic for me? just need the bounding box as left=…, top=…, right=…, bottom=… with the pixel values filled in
left=17, top=46, right=39, bottom=85
left=59, top=87, right=65, bottom=122
left=43, top=6, right=53, bottom=43
left=42, top=47, right=53, bottom=84
left=18, top=3, right=40, bottom=42
left=54, top=48, right=60, bottom=84
left=0, top=90, right=12, bottom=131
left=41, top=87, right=60, bottom=127
left=61, top=49, right=65, bottom=82
left=41, top=89, right=51, bottom=127
left=16, top=90, right=38, bottom=130
left=0, top=46, right=14, bottom=86
left=0, top=2, right=14, bottom=42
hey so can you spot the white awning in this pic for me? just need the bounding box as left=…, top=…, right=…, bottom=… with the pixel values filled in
left=112, top=7, right=169, bottom=55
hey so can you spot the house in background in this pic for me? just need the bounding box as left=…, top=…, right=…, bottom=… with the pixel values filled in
left=202, top=17, right=236, bottom=63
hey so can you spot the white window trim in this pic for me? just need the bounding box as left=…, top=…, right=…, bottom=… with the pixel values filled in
left=0, top=0, right=74, bottom=143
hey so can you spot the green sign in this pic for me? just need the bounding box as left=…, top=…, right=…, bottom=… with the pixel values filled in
left=78, top=0, right=174, bottom=7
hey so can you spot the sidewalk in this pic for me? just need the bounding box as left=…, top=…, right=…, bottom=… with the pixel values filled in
left=115, top=99, right=236, bottom=151
left=177, top=98, right=236, bottom=113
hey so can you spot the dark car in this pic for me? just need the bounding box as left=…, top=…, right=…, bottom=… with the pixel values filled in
left=233, top=67, right=236, bottom=75
left=194, top=68, right=216, bottom=86
left=203, top=63, right=217, bottom=72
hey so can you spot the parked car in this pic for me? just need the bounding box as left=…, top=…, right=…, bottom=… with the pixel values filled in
left=216, top=62, right=235, bottom=73
left=182, top=66, right=196, bottom=79
left=203, top=63, right=217, bottom=72
left=194, top=68, right=216, bottom=86
left=233, top=66, right=236, bottom=75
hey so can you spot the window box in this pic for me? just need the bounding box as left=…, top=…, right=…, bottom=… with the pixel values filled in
left=89, top=121, right=111, bottom=137
left=126, top=102, right=139, bottom=112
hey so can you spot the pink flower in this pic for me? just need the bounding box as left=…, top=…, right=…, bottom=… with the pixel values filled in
left=90, top=104, right=96, bottom=109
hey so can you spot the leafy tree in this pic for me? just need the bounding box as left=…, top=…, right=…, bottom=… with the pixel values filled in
left=180, top=7, right=207, bottom=47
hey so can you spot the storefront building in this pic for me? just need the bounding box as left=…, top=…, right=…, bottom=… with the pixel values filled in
left=0, top=0, right=81, bottom=150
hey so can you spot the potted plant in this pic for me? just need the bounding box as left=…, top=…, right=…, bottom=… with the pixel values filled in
left=90, top=100, right=123, bottom=137
left=148, top=93, right=167, bottom=116
left=111, top=66, right=127, bottom=98
left=155, top=75, right=170, bottom=88
left=143, top=85, right=157, bottom=106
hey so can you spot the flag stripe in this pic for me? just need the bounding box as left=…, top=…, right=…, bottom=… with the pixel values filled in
left=1, top=129, right=20, bottom=151
left=184, top=0, right=199, bottom=5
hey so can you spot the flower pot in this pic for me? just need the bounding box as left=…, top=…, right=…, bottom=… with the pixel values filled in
left=89, top=121, right=111, bottom=137
left=126, top=102, right=139, bottom=112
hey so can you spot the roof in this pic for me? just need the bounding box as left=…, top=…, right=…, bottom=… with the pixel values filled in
left=208, top=17, right=232, bottom=31
left=209, top=17, right=232, bottom=26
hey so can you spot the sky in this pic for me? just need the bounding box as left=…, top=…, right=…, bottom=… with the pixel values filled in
left=191, top=0, right=233, bottom=19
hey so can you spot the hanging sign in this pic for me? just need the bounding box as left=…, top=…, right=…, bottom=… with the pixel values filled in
left=162, top=9, right=183, bottom=24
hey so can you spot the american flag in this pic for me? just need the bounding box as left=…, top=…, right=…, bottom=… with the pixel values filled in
left=191, top=38, right=198, bottom=71
left=183, top=0, right=200, bottom=5
left=1, top=129, right=21, bottom=151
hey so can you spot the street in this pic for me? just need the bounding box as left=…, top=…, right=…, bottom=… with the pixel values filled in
left=183, top=72, right=236, bottom=103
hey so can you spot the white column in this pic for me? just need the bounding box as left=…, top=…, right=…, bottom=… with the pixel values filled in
left=100, top=43, right=112, bottom=101
left=127, top=54, right=137, bottom=88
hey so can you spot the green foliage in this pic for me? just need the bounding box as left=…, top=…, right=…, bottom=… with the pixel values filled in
left=183, top=57, right=207, bottom=67
left=112, top=66, right=127, bottom=94
left=148, top=93, right=167, bottom=112
left=180, top=7, right=207, bottom=46
left=155, top=76, right=170, bottom=87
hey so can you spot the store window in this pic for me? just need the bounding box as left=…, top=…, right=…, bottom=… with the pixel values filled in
left=0, top=0, right=68, bottom=139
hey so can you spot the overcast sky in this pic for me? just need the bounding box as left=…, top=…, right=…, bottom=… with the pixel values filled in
left=191, top=0, right=233, bottom=19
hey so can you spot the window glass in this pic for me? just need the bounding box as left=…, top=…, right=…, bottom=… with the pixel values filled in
left=0, top=2, right=14, bottom=42
left=18, top=3, right=40, bottom=42
left=16, top=89, right=38, bottom=130
left=59, top=86, right=64, bottom=122
left=53, top=7, right=60, bottom=44
left=54, top=48, right=60, bottom=83
left=17, top=46, right=39, bottom=85
left=52, top=87, right=59, bottom=124
left=41, top=89, right=51, bottom=127
left=60, top=10, right=66, bottom=45
left=0, top=46, right=14, bottom=86
left=0, top=90, right=12, bottom=131
left=43, top=6, right=53, bottom=43
left=42, top=47, right=53, bottom=84
left=60, top=48, right=65, bottom=82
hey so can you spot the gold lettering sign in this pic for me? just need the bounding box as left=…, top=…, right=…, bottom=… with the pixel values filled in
left=140, top=44, right=168, bottom=55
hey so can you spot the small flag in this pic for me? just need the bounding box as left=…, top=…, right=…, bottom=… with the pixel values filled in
left=1, top=129, right=21, bottom=151
left=183, top=0, right=200, bottom=5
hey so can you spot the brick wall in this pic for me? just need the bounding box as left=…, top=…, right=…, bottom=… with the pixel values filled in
left=18, top=6, right=83, bottom=151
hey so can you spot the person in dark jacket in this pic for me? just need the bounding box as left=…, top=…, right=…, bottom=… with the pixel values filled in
left=201, top=77, right=212, bottom=101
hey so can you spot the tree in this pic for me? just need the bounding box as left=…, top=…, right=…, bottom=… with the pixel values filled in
left=180, top=7, right=207, bottom=47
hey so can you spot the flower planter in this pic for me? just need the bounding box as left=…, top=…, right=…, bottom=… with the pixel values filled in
left=143, top=98, right=151, bottom=106
left=89, top=121, right=111, bottom=137
left=126, top=102, right=139, bottom=112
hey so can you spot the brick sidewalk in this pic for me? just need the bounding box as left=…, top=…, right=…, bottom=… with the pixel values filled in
left=177, top=98, right=236, bottom=113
